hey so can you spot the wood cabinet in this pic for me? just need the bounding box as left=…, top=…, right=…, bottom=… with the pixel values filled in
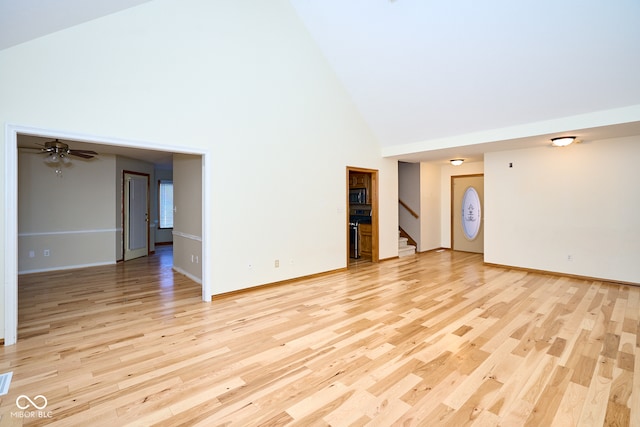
left=350, top=173, right=368, bottom=188
left=359, top=223, right=372, bottom=260
left=349, top=172, right=372, bottom=204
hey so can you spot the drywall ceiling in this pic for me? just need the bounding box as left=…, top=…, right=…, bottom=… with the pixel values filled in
left=290, top=0, right=640, bottom=162
left=0, top=0, right=154, bottom=50
left=2, top=0, right=640, bottom=163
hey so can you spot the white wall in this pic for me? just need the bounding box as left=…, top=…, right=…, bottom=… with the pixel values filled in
left=17, top=150, right=159, bottom=273
left=485, top=136, right=640, bottom=283
left=419, top=162, right=441, bottom=251
left=172, top=154, right=202, bottom=283
left=0, top=0, right=398, bottom=339
left=18, top=151, right=117, bottom=273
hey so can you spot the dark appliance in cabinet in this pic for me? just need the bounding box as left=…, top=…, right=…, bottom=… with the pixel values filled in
left=349, top=206, right=371, bottom=259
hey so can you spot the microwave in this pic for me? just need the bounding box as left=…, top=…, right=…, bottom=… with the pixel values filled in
left=349, top=188, right=367, bottom=204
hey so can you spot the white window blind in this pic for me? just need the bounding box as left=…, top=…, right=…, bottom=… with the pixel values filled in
left=159, top=180, right=173, bottom=229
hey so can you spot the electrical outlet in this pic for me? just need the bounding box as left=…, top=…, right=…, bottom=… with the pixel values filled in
left=567, top=254, right=573, bottom=261
left=29, top=250, right=35, bottom=258
left=275, top=259, right=279, bottom=268
left=43, top=249, right=50, bottom=257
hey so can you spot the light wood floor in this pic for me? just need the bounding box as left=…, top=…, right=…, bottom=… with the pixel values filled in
left=1, top=247, right=638, bottom=426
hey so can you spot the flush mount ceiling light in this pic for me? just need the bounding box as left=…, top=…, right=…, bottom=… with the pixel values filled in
left=450, top=159, right=464, bottom=166
left=551, top=136, right=576, bottom=147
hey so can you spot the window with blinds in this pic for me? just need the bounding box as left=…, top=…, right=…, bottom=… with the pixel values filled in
left=159, top=180, right=173, bottom=229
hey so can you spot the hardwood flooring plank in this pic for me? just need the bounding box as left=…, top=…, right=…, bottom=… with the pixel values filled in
left=552, top=381, right=589, bottom=426
left=443, top=377, right=503, bottom=426
left=524, top=365, right=571, bottom=426
left=0, top=247, right=637, bottom=426
left=579, top=372, right=613, bottom=426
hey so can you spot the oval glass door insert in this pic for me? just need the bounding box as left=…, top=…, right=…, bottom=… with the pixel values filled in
left=461, top=186, right=481, bottom=240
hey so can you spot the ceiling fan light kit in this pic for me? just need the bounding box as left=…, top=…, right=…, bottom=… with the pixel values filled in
left=22, top=138, right=99, bottom=176
left=44, top=151, right=72, bottom=164
left=44, top=153, right=70, bottom=164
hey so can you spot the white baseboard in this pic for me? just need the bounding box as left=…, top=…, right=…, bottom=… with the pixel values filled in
left=172, top=266, right=202, bottom=285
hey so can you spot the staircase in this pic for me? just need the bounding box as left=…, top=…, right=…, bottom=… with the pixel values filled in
left=398, top=231, right=416, bottom=257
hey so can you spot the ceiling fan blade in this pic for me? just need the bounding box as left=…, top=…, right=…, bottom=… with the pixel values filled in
left=67, top=151, right=95, bottom=159
left=19, top=147, right=47, bottom=152
left=68, top=149, right=98, bottom=155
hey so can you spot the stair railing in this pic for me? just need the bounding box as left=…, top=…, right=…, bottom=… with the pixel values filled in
left=399, top=199, right=419, bottom=219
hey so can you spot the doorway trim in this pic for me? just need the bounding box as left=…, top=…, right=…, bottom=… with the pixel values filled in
left=4, top=123, right=212, bottom=345
left=346, top=166, right=379, bottom=264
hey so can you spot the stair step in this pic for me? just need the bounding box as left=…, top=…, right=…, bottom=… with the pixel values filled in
left=398, top=237, right=409, bottom=247
left=399, top=245, right=416, bottom=257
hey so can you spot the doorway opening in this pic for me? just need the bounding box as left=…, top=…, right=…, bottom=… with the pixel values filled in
left=347, top=167, right=379, bottom=265
left=5, top=124, right=211, bottom=346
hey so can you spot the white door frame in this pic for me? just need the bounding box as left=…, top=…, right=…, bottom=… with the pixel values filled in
left=4, top=124, right=212, bottom=346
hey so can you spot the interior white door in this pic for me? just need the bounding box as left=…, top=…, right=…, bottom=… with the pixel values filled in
left=124, top=173, right=149, bottom=261
left=452, top=174, right=484, bottom=253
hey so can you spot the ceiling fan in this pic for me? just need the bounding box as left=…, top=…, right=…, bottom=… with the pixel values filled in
left=28, top=139, right=98, bottom=163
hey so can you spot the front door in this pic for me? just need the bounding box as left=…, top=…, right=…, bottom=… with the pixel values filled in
left=452, top=174, right=484, bottom=253
left=124, top=172, right=149, bottom=261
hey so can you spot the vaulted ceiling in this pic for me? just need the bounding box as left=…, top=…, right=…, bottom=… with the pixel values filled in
left=3, top=0, right=640, bottom=163
left=0, top=0, right=154, bottom=51
left=289, top=0, right=640, bottom=162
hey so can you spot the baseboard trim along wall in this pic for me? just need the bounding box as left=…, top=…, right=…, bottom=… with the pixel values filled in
left=210, top=267, right=348, bottom=300
left=172, top=266, right=203, bottom=285
left=483, top=262, right=640, bottom=287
